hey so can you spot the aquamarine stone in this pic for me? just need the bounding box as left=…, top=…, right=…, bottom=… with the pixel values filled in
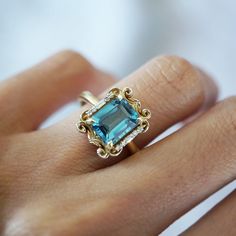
left=92, top=98, right=139, bottom=144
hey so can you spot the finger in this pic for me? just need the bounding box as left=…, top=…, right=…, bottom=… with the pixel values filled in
left=49, top=56, right=218, bottom=173
left=0, top=50, right=114, bottom=135
left=112, top=57, right=218, bottom=148
left=183, top=189, right=236, bottom=236
left=102, top=97, right=236, bottom=235
left=183, top=68, right=219, bottom=125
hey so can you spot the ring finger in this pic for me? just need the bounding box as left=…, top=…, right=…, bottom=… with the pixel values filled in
left=49, top=55, right=218, bottom=174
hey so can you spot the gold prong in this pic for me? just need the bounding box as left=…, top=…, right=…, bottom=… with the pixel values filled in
left=80, top=110, right=90, bottom=121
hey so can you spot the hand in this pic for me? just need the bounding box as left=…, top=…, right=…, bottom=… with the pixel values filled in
left=0, top=51, right=235, bottom=236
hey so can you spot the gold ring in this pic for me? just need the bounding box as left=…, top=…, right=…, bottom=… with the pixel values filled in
left=76, top=87, right=151, bottom=159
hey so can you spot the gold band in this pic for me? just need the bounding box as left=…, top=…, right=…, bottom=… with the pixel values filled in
left=79, top=91, right=139, bottom=155
left=79, top=91, right=99, bottom=106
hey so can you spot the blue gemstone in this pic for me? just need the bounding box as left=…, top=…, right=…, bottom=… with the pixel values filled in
left=91, top=98, right=139, bottom=144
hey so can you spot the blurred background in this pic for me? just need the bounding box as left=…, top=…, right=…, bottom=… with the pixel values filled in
left=0, top=0, right=235, bottom=235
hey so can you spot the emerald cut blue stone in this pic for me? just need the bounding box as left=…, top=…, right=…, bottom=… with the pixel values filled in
left=91, top=98, right=139, bottom=145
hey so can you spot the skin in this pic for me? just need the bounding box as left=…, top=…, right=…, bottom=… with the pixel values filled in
left=0, top=50, right=235, bottom=236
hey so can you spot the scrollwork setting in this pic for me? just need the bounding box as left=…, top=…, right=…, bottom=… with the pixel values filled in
left=76, top=87, right=151, bottom=158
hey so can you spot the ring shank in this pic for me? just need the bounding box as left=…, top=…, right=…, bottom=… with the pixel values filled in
left=79, top=91, right=99, bottom=106
left=79, top=91, right=139, bottom=155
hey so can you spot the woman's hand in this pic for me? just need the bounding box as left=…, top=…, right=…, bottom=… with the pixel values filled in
left=0, top=51, right=235, bottom=236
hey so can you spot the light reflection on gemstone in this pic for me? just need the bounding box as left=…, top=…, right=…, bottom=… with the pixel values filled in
left=91, top=98, right=139, bottom=145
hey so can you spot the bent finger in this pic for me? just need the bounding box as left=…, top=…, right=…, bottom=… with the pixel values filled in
left=0, top=50, right=114, bottom=134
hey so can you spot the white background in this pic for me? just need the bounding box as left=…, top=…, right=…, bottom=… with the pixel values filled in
left=0, top=1, right=235, bottom=235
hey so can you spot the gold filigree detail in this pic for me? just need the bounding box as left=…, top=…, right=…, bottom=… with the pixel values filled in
left=141, top=108, right=151, bottom=119
left=97, top=147, right=109, bottom=159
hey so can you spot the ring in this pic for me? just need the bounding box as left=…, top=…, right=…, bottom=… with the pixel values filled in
left=76, top=87, right=151, bottom=159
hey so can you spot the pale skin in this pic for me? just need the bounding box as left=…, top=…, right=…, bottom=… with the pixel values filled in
left=0, top=50, right=235, bottom=236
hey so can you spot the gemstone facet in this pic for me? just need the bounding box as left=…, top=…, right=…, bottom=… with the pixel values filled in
left=91, top=98, right=139, bottom=145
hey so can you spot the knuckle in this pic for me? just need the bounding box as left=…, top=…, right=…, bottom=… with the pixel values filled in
left=152, top=55, right=196, bottom=82
left=158, top=55, right=193, bottom=71
left=57, top=49, right=83, bottom=62
left=146, top=55, right=204, bottom=104
left=52, top=50, right=92, bottom=74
